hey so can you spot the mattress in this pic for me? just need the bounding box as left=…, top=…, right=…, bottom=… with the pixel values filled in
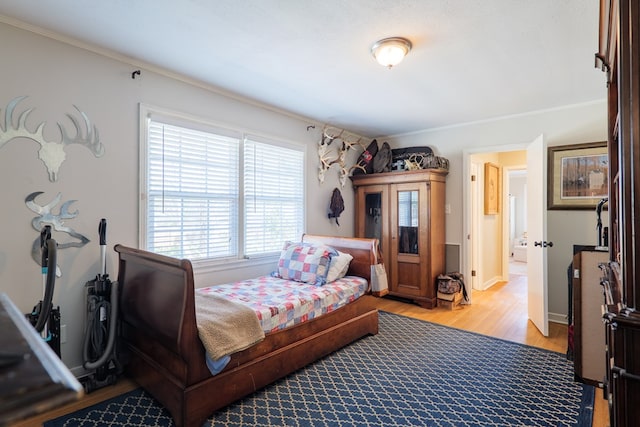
left=196, top=275, right=368, bottom=333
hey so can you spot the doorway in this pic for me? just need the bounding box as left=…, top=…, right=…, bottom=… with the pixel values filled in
left=466, top=149, right=527, bottom=293
left=463, top=136, right=548, bottom=336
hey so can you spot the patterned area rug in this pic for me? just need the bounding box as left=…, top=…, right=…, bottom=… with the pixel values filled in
left=46, top=312, right=594, bottom=426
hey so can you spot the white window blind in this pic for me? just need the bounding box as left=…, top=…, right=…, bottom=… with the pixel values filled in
left=146, top=120, right=240, bottom=259
left=143, top=110, right=305, bottom=262
left=244, top=138, right=304, bottom=256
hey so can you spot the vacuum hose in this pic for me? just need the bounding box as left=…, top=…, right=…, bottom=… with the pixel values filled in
left=82, top=281, right=118, bottom=370
left=34, top=238, right=57, bottom=333
left=596, top=197, right=608, bottom=247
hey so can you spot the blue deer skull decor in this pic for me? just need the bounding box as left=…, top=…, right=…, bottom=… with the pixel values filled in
left=25, top=191, right=90, bottom=277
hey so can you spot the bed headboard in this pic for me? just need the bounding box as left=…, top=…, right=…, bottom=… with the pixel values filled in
left=301, top=234, right=380, bottom=282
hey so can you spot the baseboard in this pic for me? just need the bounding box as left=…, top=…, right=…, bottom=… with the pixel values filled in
left=478, top=276, right=501, bottom=291
left=549, top=312, right=568, bottom=325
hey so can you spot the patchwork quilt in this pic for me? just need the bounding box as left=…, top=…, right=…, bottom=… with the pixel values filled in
left=197, top=275, right=368, bottom=333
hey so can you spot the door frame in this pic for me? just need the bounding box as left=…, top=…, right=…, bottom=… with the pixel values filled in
left=470, top=162, right=480, bottom=292
left=462, top=143, right=529, bottom=304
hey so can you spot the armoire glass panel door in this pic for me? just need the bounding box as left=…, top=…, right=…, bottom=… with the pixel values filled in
left=355, top=184, right=390, bottom=286
left=390, top=182, right=429, bottom=298
left=364, top=192, right=383, bottom=243
left=397, top=190, right=419, bottom=254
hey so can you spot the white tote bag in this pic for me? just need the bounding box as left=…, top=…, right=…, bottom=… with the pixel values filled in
left=370, top=263, right=389, bottom=296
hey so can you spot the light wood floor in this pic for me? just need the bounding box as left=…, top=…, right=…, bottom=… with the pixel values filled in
left=14, top=271, right=609, bottom=426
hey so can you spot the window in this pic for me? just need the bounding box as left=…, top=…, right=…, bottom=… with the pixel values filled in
left=140, top=106, right=305, bottom=262
left=244, top=137, right=305, bottom=256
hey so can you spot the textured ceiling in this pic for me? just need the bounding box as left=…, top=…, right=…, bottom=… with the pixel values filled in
left=0, top=0, right=605, bottom=137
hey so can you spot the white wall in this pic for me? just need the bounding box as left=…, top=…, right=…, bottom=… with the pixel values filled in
left=383, top=99, right=608, bottom=321
left=0, top=22, right=359, bottom=373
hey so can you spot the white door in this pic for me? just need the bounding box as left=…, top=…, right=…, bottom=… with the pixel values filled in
left=526, top=134, right=548, bottom=336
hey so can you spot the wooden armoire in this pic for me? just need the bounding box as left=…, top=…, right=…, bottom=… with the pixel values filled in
left=596, top=1, right=640, bottom=425
left=351, top=169, right=448, bottom=309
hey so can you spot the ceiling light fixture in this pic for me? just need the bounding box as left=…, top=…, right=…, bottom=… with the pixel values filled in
left=371, top=37, right=412, bottom=69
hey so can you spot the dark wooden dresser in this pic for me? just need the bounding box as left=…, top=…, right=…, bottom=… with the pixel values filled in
left=596, top=1, right=640, bottom=425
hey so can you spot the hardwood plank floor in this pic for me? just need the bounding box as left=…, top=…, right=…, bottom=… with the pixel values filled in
left=14, top=270, right=609, bottom=426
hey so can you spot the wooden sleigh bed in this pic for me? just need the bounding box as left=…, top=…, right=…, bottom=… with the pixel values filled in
left=115, top=234, right=380, bottom=427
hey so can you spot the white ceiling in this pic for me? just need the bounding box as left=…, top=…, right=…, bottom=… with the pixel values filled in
left=0, top=0, right=605, bottom=137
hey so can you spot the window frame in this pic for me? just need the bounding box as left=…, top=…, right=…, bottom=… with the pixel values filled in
left=139, top=103, right=307, bottom=271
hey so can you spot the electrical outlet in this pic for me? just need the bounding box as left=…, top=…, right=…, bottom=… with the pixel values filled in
left=60, top=324, right=67, bottom=343
left=445, top=204, right=451, bottom=214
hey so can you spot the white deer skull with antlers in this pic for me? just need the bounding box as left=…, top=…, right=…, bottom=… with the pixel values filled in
left=0, top=96, right=104, bottom=181
left=317, top=127, right=369, bottom=187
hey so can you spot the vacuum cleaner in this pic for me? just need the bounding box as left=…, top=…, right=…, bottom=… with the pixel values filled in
left=26, top=225, right=61, bottom=358
left=81, top=218, right=120, bottom=393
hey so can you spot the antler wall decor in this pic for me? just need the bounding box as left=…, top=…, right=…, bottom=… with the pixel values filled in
left=0, top=96, right=105, bottom=181
left=317, top=126, right=366, bottom=187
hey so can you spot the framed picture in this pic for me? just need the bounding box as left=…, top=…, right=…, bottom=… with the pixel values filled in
left=484, top=162, right=500, bottom=215
left=547, top=142, right=608, bottom=210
